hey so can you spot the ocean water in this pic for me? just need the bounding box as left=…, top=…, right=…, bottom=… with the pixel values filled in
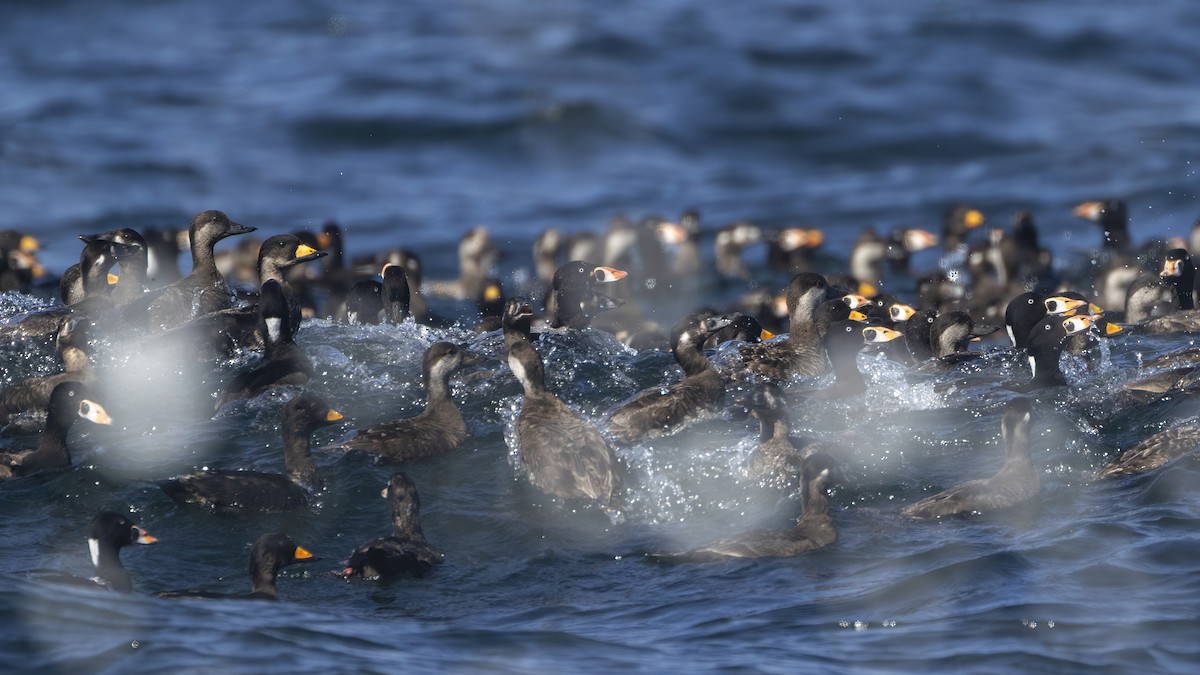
left=3, top=0, right=1200, bottom=672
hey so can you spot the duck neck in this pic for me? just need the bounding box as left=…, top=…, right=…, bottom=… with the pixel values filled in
left=117, top=253, right=148, bottom=294
left=392, top=507, right=426, bottom=541
left=282, top=426, right=321, bottom=489
left=426, top=370, right=453, bottom=404
left=93, top=545, right=132, bottom=593
left=189, top=232, right=218, bottom=276
left=250, top=566, right=279, bottom=599
left=801, top=479, right=829, bottom=518
left=673, top=336, right=711, bottom=377
left=61, top=346, right=91, bottom=374
left=759, top=415, right=788, bottom=443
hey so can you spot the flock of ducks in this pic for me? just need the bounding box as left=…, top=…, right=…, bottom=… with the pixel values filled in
left=2, top=199, right=1200, bottom=599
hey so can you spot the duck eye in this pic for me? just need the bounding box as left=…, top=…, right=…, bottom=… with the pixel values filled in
left=1027, top=298, right=1034, bottom=304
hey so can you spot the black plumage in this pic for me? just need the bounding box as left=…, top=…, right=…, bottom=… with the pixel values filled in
left=159, top=394, right=342, bottom=511
left=549, top=260, right=628, bottom=329
left=215, top=280, right=313, bottom=408
left=0, top=382, right=112, bottom=479
left=340, top=472, right=444, bottom=579
left=154, top=533, right=314, bottom=600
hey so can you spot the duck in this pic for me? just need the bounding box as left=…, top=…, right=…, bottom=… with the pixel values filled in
left=901, top=397, right=1039, bottom=518
left=381, top=263, right=412, bottom=324
left=142, top=226, right=187, bottom=286
left=507, top=340, right=623, bottom=507
left=423, top=226, right=498, bottom=301
left=153, top=533, right=314, bottom=600
left=0, top=318, right=94, bottom=422
left=607, top=313, right=733, bottom=444
left=85, top=512, right=157, bottom=593
left=736, top=273, right=835, bottom=381
left=214, top=280, right=314, bottom=408
left=647, top=453, right=838, bottom=562
left=1136, top=249, right=1200, bottom=333
left=714, top=221, right=762, bottom=280
left=900, top=308, right=939, bottom=363
left=0, top=230, right=44, bottom=293
left=766, top=227, right=824, bottom=274
left=344, top=279, right=384, bottom=325
left=1, top=236, right=127, bottom=341
left=89, top=228, right=149, bottom=304
left=159, top=394, right=342, bottom=511
left=917, top=310, right=999, bottom=370
left=131, top=210, right=257, bottom=331
left=338, top=472, right=444, bottom=579
left=0, top=382, right=113, bottom=478
left=702, top=312, right=774, bottom=349
left=548, top=260, right=628, bottom=329
left=502, top=297, right=536, bottom=353
left=1074, top=199, right=1131, bottom=254
left=808, top=319, right=870, bottom=398
left=1003, top=292, right=1045, bottom=349
left=742, top=384, right=829, bottom=488
left=942, top=204, right=985, bottom=251
left=1024, top=314, right=1093, bottom=388
left=1097, top=426, right=1200, bottom=479
left=327, top=342, right=474, bottom=462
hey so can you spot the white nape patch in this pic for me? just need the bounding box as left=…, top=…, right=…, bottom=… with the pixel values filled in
left=1006, top=325, right=1016, bottom=347
left=265, top=317, right=282, bottom=343
left=1027, top=355, right=1037, bottom=378
left=88, top=538, right=100, bottom=568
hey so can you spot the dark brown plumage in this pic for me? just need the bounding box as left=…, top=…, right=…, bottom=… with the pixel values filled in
left=901, top=398, right=1039, bottom=519
left=737, top=273, right=836, bottom=381
left=508, top=340, right=623, bottom=507
left=1097, top=426, right=1200, bottom=479
left=328, top=342, right=472, bottom=462
left=648, top=453, right=838, bottom=562
left=607, top=313, right=732, bottom=444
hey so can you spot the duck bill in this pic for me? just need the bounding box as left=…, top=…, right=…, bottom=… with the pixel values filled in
left=294, top=546, right=314, bottom=560
left=970, top=323, right=1000, bottom=338
left=848, top=310, right=868, bottom=322
left=963, top=210, right=985, bottom=229
left=771, top=294, right=789, bottom=318
left=777, top=228, right=810, bottom=252
left=856, top=282, right=877, bottom=299
left=1103, top=322, right=1125, bottom=335
left=903, top=229, right=939, bottom=251
left=1073, top=201, right=1103, bottom=221
left=759, top=328, right=776, bottom=340
left=656, top=222, right=688, bottom=245
left=108, top=273, right=120, bottom=285
left=1162, top=259, right=1183, bottom=277
left=134, top=527, right=158, bottom=545
left=863, top=326, right=904, bottom=343
left=703, top=316, right=734, bottom=333
left=889, top=304, right=916, bottom=322
left=803, top=229, right=824, bottom=248
left=79, top=400, right=113, bottom=426
left=1063, top=315, right=1093, bottom=335
left=20, top=235, right=39, bottom=253
left=483, top=284, right=503, bottom=302
left=292, top=244, right=328, bottom=266
left=325, top=409, right=344, bottom=422
left=1044, top=296, right=1087, bottom=315
left=226, top=221, right=257, bottom=236
left=592, top=266, right=627, bottom=283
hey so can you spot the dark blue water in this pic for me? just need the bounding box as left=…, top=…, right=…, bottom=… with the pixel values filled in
left=4, top=0, right=1200, bottom=672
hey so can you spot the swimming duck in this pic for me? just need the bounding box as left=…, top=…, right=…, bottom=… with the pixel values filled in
left=548, top=260, right=628, bottom=329
left=810, top=319, right=870, bottom=398
left=1024, top=314, right=1093, bottom=388
left=89, top=228, right=149, bottom=304
left=328, top=342, right=473, bottom=462
left=0, top=318, right=94, bottom=422
left=424, top=226, right=498, bottom=301
left=501, top=297, right=536, bottom=353
left=714, top=221, right=762, bottom=280
left=647, top=453, right=837, bottom=562
left=1134, top=249, right=1200, bottom=333
left=607, top=313, right=733, bottom=444
left=942, top=204, right=985, bottom=251
left=507, top=340, right=623, bottom=507
left=345, top=279, right=384, bottom=325
left=1074, top=199, right=1131, bottom=254
left=0, top=230, right=43, bottom=293
left=701, top=312, right=774, bottom=349
left=1003, top=292, right=1045, bottom=349
left=0, top=382, right=112, bottom=478
left=214, top=280, right=314, bottom=408
left=86, top=512, right=157, bottom=593
left=142, top=226, right=187, bottom=286
left=2, top=237, right=126, bottom=341
left=154, top=533, right=314, bottom=600
left=917, top=310, right=998, bottom=370
left=381, top=263, right=412, bottom=324
left=160, top=394, right=342, bottom=511
left=339, top=472, right=444, bottom=579
left=133, top=210, right=257, bottom=331
left=1097, top=426, right=1200, bottom=479
left=737, top=273, right=836, bottom=381
left=901, top=398, right=1039, bottom=518
left=742, top=384, right=829, bottom=488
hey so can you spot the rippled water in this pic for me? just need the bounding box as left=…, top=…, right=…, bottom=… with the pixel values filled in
left=4, top=1, right=1200, bottom=672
